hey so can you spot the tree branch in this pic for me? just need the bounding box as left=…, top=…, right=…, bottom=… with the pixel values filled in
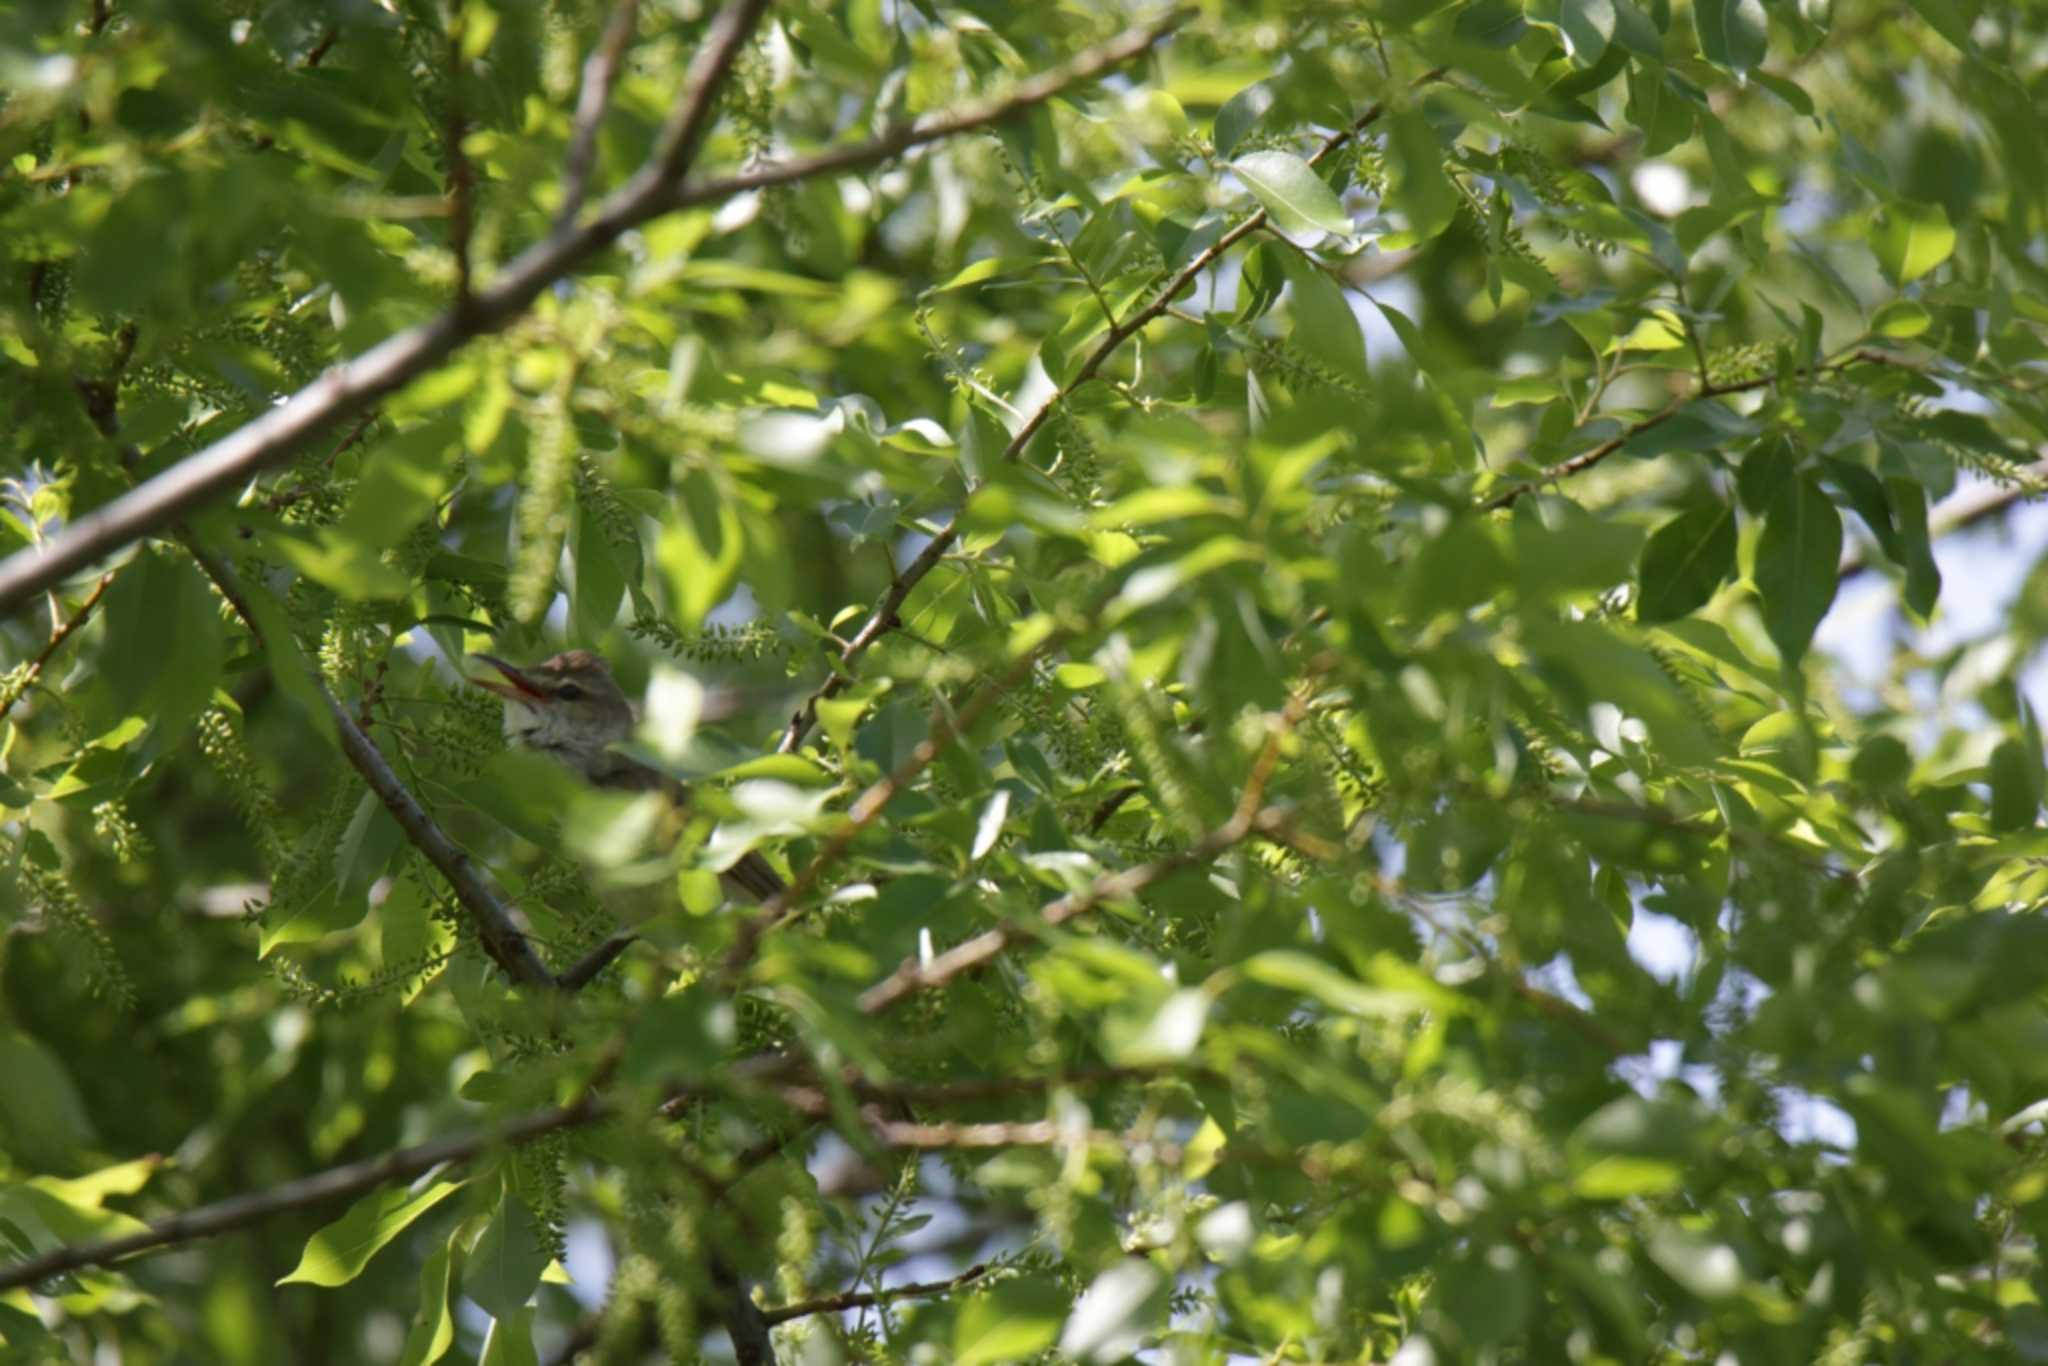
left=762, top=1264, right=989, bottom=1326
left=0, top=1064, right=1182, bottom=1295
left=0, top=5, right=1181, bottom=616
left=180, top=538, right=559, bottom=989
left=0, top=1096, right=601, bottom=1293
left=1478, top=348, right=1920, bottom=512
left=773, top=67, right=1439, bottom=754
left=554, top=0, right=641, bottom=234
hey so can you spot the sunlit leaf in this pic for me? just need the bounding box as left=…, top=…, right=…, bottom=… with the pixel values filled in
left=278, top=1181, right=464, bottom=1287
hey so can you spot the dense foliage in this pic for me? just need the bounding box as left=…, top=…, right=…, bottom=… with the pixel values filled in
left=6, top=0, right=2048, bottom=1361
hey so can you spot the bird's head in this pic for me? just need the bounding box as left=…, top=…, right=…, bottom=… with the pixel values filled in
left=468, top=650, right=635, bottom=778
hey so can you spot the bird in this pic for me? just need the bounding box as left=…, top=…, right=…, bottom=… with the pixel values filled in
left=467, top=649, right=787, bottom=903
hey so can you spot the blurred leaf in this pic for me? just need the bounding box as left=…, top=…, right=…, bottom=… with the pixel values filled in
left=1754, top=473, right=1842, bottom=666
left=0, top=1031, right=98, bottom=1174
left=1637, top=500, right=1736, bottom=622
left=1058, top=1260, right=1166, bottom=1363
left=1695, top=0, right=1767, bottom=72
left=397, top=1237, right=458, bottom=1366
left=956, top=1276, right=1068, bottom=1366
left=1278, top=248, right=1368, bottom=385
left=101, top=549, right=223, bottom=739
left=1874, top=200, right=1956, bottom=284
left=461, top=1195, right=550, bottom=1321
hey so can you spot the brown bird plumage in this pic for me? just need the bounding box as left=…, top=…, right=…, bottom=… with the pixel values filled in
left=469, top=650, right=786, bottom=903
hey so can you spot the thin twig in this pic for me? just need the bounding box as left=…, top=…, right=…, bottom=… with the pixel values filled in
left=1479, top=348, right=1919, bottom=511
left=555, top=0, right=642, bottom=233
left=727, top=636, right=1065, bottom=972
left=762, top=1263, right=989, bottom=1326
left=857, top=694, right=1312, bottom=1015
left=0, top=572, right=114, bottom=726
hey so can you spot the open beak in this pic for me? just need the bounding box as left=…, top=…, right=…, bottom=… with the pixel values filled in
left=467, top=653, right=551, bottom=704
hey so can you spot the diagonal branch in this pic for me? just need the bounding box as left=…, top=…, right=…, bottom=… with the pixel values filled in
left=724, top=634, right=1067, bottom=973
left=1478, top=348, right=1919, bottom=512
left=555, top=0, right=642, bottom=234
left=857, top=684, right=1316, bottom=1015
left=181, top=538, right=559, bottom=988
left=0, top=5, right=1182, bottom=616
left=773, top=69, right=1442, bottom=754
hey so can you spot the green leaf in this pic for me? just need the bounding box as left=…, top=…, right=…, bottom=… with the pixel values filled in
left=101, top=549, right=224, bottom=741
left=572, top=493, right=628, bottom=639
left=277, top=1180, right=464, bottom=1287
left=1904, top=0, right=1978, bottom=53
left=1637, top=500, right=1736, bottom=623
left=955, top=1277, right=1069, bottom=1366
left=1646, top=1224, right=1744, bottom=1298
left=622, top=983, right=736, bottom=1085
left=656, top=485, right=743, bottom=628
left=1436, top=1244, right=1535, bottom=1346
left=335, top=789, right=404, bottom=909
left=1873, top=200, right=1955, bottom=285
left=397, top=1237, right=458, bottom=1366
left=1387, top=110, right=1460, bottom=241
left=1989, top=739, right=2042, bottom=831
left=1754, top=473, right=1842, bottom=667
left=1695, top=0, right=1767, bottom=73
left=0, top=1030, right=99, bottom=1173
left=1231, top=150, right=1351, bottom=238
left=1278, top=249, right=1368, bottom=385
left=1213, top=80, right=1275, bottom=159
left=1058, top=1260, right=1166, bottom=1363
left=1558, top=0, right=1616, bottom=65
left=1241, top=950, right=1438, bottom=1018
left=461, top=1194, right=551, bottom=1321
left=477, top=1306, right=537, bottom=1366
left=1887, top=476, right=1943, bottom=619
left=333, top=419, right=452, bottom=551
left=1871, top=299, right=1933, bottom=338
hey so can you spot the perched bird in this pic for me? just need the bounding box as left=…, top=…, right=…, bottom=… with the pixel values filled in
left=468, top=649, right=787, bottom=903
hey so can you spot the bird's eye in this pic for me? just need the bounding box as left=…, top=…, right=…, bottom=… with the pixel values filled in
left=555, top=682, right=585, bottom=701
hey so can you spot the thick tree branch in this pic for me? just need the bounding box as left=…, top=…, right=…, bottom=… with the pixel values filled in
left=772, top=69, right=1439, bottom=754
left=0, top=6, right=1183, bottom=616
left=0, top=1096, right=601, bottom=1293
